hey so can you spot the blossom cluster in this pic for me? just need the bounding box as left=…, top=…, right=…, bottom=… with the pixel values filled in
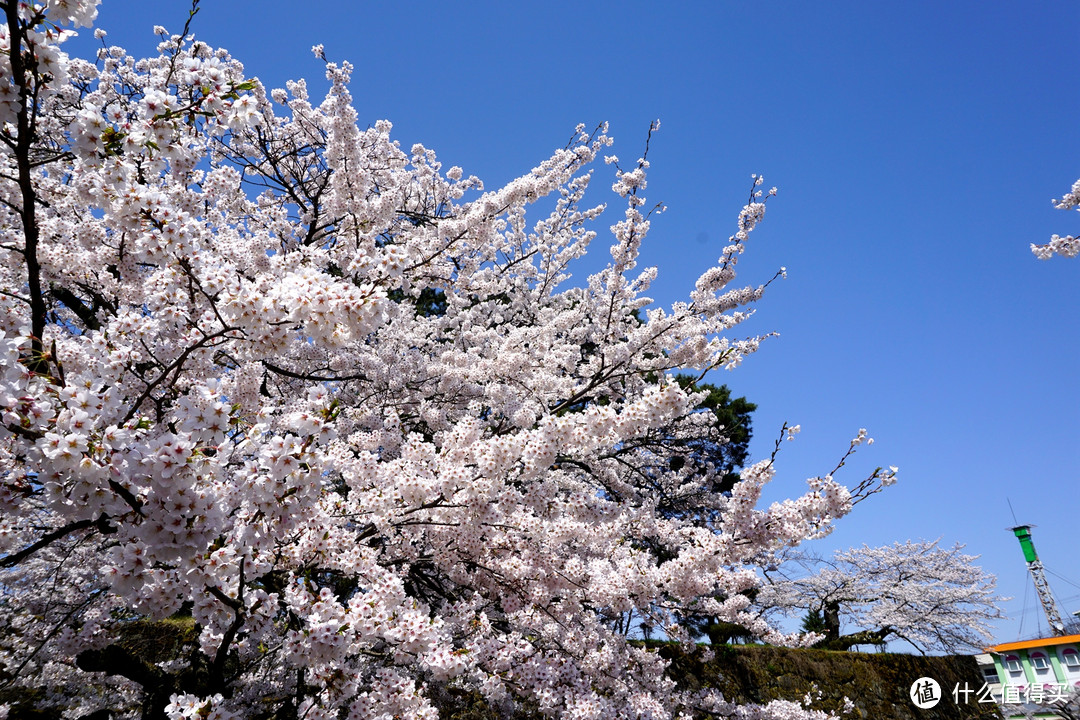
left=1032, top=177, right=1080, bottom=259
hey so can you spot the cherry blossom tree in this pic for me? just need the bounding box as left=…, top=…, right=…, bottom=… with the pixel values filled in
left=0, top=1, right=898, bottom=718
left=757, top=540, right=1005, bottom=654
left=1031, top=178, right=1080, bottom=259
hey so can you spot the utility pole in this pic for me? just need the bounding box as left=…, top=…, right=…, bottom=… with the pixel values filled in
left=1010, top=525, right=1066, bottom=636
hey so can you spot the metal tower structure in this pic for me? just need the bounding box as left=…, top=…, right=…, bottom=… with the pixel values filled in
left=1010, top=525, right=1066, bottom=636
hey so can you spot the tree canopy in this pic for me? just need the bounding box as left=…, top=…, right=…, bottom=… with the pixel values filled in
left=758, top=540, right=1005, bottom=654
left=0, top=2, right=896, bottom=718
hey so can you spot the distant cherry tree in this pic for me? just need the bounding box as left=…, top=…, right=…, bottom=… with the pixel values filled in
left=0, top=1, right=896, bottom=718
left=758, top=540, right=1005, bottom=653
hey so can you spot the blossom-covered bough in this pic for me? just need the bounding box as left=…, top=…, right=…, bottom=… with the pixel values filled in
left=1032, top=178, right=1080, bottom=259
left=0, top=1, right=897, bottom=718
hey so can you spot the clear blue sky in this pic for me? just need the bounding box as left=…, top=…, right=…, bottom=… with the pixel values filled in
left=72, top=1, right=1080, bottom=646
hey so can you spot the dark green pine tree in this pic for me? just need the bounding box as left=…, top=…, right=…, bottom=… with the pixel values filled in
left=800, top=609, right=827, bottom=634
left=670, top=374, right=756, bottom=494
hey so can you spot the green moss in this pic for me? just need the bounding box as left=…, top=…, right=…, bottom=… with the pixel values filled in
left=114, top=615, right=199, bottom=665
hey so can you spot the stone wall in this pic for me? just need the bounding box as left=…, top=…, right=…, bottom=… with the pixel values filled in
left=657, top=643, right=1004, bottom=720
